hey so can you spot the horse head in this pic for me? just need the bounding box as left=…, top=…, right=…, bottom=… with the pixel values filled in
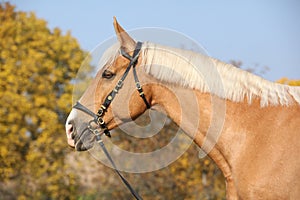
left=65, top=18, right=151, bottom=151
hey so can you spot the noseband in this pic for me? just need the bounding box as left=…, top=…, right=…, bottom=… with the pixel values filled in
left=72, top=42, right=148, bottom=200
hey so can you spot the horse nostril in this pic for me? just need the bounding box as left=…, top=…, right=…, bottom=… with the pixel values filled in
left=71, top=130, right=75, bottom=140
left=66, top=121, right=74, bottom=138
left=69, top=124, right=73, bottom=133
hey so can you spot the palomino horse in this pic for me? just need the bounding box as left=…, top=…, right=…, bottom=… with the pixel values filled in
left=65, top=18, right=300, bottom=199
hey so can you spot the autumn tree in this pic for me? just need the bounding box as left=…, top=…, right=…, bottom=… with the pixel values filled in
left=277, top=78, right=300, bottom=86
left=0, top=2, right=87, bottom=199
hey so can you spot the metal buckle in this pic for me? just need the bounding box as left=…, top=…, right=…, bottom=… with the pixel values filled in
left=117, top=80, right=123, bottom=88
left=136, top=82, right=141, bottom=90
left=97, top=108, right=104, bottom=117
left=97, top=117, right=105, bottom=125
left=113, top=87, right=119, bottom=93
left=88, top=120, right=99, bottom=133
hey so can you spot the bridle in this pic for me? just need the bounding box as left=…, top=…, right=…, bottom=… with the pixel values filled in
left=73, top=42, right=149, bottom=200
left=73, top=41, right=150, bottom=137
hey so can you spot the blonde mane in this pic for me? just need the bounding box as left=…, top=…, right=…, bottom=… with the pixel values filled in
left=139, top=42, right=300, bottom=107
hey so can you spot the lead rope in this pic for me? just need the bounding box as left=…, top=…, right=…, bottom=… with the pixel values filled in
left=93, top=129, right=143, bottom=200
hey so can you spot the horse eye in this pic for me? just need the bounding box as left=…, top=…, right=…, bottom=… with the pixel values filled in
left=102, top=70, right=115, bottom=79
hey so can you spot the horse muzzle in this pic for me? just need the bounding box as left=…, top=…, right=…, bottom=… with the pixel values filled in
left=65, top=109, right=96, bottom=151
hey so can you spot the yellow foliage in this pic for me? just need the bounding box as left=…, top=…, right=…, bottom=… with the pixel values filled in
left=277, top=77, right=300, bottom=86
left=0, top=2, right=86, bottom=199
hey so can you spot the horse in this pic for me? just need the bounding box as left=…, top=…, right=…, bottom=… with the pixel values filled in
left=65, top=18, right=300, bottom=199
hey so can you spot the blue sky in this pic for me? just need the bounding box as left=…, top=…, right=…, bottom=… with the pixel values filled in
left=9, top=0, right=300, bottom=81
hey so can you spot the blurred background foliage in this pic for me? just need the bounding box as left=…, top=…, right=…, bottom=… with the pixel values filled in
left=0, top=2, right=83, bottom=199
left=0, top=2, right=299, bottom=200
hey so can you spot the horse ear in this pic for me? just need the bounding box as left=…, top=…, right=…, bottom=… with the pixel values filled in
left=113, top=17, right=136, bottom=53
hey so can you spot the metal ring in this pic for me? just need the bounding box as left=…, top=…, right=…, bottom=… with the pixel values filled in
left=97, top=108, right=104, bottom=117
left=88, top=120, right=99, bottom=133
left=97, top=117, right=105, bottom=125
left=136, top=82, right=141, bottom=90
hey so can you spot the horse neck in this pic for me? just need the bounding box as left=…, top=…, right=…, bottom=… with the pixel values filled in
left=149, top=83, right=232, bottom=168
left=149, top=81, right=299, bottom=166
left=149, top=81, right=227, bottom=147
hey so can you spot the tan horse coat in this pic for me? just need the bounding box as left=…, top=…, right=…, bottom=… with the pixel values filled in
left=66, top=18, right=300, bottom=199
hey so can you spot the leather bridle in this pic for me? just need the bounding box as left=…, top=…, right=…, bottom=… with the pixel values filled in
left=73, top=41, right=149, bottom=200
left=73, top=41, right=150, bottom=137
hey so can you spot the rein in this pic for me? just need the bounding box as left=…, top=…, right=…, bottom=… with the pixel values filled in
left=73, top=42, right=149, bottom=200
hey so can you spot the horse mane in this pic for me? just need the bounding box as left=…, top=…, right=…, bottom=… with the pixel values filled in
left=139, top=42, right=300, bottom=107
left=98, top=42, right=121, bottom=68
